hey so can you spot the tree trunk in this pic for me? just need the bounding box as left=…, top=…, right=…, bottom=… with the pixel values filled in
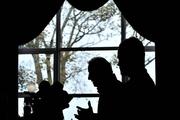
left=32, top=54, right=43, bottom=85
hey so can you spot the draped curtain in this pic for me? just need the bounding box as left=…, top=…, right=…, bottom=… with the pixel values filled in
left=15, top=0, right=175, bottom=45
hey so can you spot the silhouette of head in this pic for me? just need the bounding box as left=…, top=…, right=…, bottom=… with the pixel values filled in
left=39, top=80, right=50, bottom=92
left=88, top=57, right=113, bottom=91
left=51, top=81, right=63, bottom=92
left=117, top=37, right=145, bottom=77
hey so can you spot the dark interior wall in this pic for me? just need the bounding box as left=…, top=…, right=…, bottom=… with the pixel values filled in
left=1, top=0, right=179, bottom=119
left=1, top=41, right=18, bottom=120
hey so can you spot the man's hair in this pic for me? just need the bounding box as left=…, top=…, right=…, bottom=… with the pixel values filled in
left=88, top=57, right=113, bottom=75
left=118, top=37, right=145, bottom=63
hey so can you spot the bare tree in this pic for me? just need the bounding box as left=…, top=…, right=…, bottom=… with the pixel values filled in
left=18, top=1, right=119, bottom=88
left=18, top=65, right=36, bottom=91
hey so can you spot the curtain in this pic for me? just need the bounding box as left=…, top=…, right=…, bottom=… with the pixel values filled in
left=15, top=0, right=176, bottom=45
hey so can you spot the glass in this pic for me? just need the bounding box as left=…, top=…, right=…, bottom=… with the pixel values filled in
left=62, top=50, right=121, bottom=94
left=60, top=0, right=121, bottom=48
left=145, top=52, right=156, bottom=83
left=18, top=98, right=24, bottom=117
left=18, top=97, right=99, bottom=120
left=18, top=54, right=54, bottom=92
left=63, top=97, right=99, bottom=120
left=63, top=50, right=155, bottom=94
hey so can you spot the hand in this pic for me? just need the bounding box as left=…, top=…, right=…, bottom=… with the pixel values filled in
left=74, top=101, right=94, bottom=120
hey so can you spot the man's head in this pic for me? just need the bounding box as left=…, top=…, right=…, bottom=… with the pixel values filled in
left=117, top=37, right=145, bottom=77
left=39, top=80, right=50, bottom=92
left=88, top=57, right=113, bottom=89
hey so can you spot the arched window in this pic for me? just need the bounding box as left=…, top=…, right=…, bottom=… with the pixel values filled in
left=18, top=1, right=155, bottom=119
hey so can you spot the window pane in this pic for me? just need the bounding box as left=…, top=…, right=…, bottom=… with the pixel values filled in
left=145, top=52, right=156, bottom=84
left=18, top=98, right=24, bottom=117
left=18, top=97, right=99, bottom=120
left=63, top=97, right=99, bottom=120
left=60, top=0, right=121, bottom=48
left=63, top=50, right=122, bottom=94
left=63, top=50, right=155, bottom=94
left=18, top=54, right=54, bottom=92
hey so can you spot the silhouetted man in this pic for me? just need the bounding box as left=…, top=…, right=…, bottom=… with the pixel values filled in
left=117, top=37, right=156, bottom=119
left=32, top=80, right=51, bottom=120
left=31, top=80, right=72, bottom=120
left=49, top=81, right=72, bottom=120
left=75, top=57, right=123, bottom=120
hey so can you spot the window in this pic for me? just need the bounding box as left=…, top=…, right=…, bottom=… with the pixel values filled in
left=18, top=1, right=155, bottom=119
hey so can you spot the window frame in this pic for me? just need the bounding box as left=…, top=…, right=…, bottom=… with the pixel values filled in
left=18, top=9, right=155, bottom=118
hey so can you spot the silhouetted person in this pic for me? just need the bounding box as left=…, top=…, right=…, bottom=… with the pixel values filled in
left=23, top=105, right=31, bottom=117
left=22, top=105, right=34, bottom=120
left=31, top=80, right=51, bottom=120
left=18, top=100, right=35, bottom=120
left=75, top=57, right=123, bottom=120
left=118, top=37, right=155, bottom=88
left=18, top=106, right=31, bottom=120
left=49, top=81, right=72, bottom=120
left=29, top=80, right=72, bottom=120
left=117, top=37, right=156, bottom=119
